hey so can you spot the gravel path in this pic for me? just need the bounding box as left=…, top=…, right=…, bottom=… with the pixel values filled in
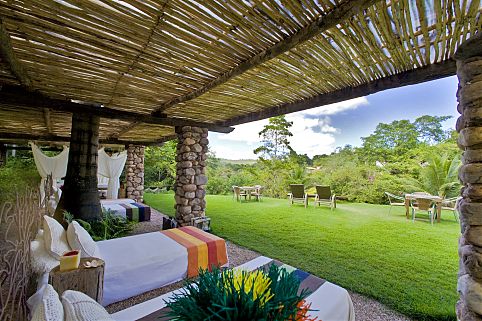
left=107, top=206, right=412, bottom=321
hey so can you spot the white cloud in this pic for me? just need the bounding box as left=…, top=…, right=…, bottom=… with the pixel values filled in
left=212, top=97, right=369, bottom=159
left=218, top=119, right=268, bottom=145
left=296, top=97, right=369, bottom=117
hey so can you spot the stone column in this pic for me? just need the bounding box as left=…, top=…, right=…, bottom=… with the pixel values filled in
left=174, top=126, right=208, bottom=225
left=125, top=144, right=145, bottom=202
left=455, top=33, right=482, bottom=321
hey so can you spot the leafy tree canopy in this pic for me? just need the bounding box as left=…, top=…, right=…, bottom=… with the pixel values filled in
left=414, top=115, right=452, bottom=144
left=254, top=115, right=293, bottom=160
left=144, top=140, right=177, bottom=188
left=360, top=115, right=452, bottom=162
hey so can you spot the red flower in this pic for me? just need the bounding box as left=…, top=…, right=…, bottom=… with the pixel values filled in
left=287, top=300, right=318, bottom=321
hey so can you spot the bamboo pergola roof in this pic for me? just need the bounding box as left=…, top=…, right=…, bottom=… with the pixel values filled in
left=0, top=0, right=480, bottom=145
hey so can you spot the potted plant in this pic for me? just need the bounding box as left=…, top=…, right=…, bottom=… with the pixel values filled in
left=166, top=264, right=318, bottom=320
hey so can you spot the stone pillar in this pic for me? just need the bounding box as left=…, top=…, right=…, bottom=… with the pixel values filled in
left=455, top=33, right=482, bottom=321
left=0, top=144, right=6, bottom=167
left=125, top=144, right=145, bottom=202
left=174, top=126, right=208, bottom=225
left=55, top=112, right=101, bottom=222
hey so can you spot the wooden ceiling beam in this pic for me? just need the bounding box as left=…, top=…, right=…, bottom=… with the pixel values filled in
left=220, top=60, right=457, bottom=126
left=152, top=0, right=380, bottom=115
left=0, top=85, right=234, bottom=133
left=1, top=20, right=54, bottom=135
left=108, top=121, right=140, bottom=139
left=0, top=19, right=31, bottom=87
left=0, top=132, right=177, bottom=146
left=43, top=108, right=53, bottom=134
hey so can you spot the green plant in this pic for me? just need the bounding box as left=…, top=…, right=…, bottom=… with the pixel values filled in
left=166, top=265, right=314, bottom=321
left=402, top=153, right=461, bottom=197
left=64, top=209, right=134, bottom=241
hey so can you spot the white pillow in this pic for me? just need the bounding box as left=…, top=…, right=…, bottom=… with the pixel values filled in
left=30, top=284, right=64, bottom=321
left=62, top=290, right=114, bottom=321
left=43, top=215, right=71, bottom=259
left=30, top=231, right=60, bottom=275
left=67, top=221, right=101, bottom=258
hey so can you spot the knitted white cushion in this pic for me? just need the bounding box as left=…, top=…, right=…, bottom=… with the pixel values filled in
left=30, top=230, right=60, bottom=274
left=62, top=290, right=114, bottom=321
left=43, top=215, right=70, bottom=259
left=67, top=221, right=101, bottom=258
left=30, top=284, right=64, bottom=321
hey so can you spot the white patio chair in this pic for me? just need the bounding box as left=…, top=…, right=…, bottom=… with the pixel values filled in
left=441, top=196, right=461, bottom=222
left=384, top=192, right=405, bottom=215
left=410, top=197, right=437, bottom=225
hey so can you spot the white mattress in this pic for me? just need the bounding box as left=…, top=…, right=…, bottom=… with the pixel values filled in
left=100, top=198, right=138, bottom=220
left=98, top=232, right=188, bottom=306
left=112, top=256, right=355, bottom=321
left=100, top=198, right=135, bottom=205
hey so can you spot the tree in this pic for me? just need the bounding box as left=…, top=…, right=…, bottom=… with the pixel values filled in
left=360, top=115, right=453, bottom=163
left=254, top=115, right=293, bottom=159
left=414, top=115, right=452, bottom=144
left=361, top=120, right=419, bottom=162
left=144, top=140, right=177, bottom=188
left=402, top=153, right=461, bottom=197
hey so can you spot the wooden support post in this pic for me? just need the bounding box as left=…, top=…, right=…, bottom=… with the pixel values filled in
left=174, top=126, right=208, bottom=225
left=0, top=144, right=6, bottom=167
left=454, top=33, right=482, bottom=321
left=55, top=112, right=101, bottom=222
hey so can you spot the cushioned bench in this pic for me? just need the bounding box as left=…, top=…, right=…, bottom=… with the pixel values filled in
left=100, top=199, right=151, bottom=222
left=111, top=256, right=355, bottom=321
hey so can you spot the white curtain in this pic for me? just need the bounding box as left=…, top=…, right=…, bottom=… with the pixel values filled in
left=97, top=148, right=127, bottom=199
left=30, top=142, right=69, bottom=202
left=31, top=144, right=128, bottom=200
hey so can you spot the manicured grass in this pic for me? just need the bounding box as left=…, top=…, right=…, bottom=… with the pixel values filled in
left=144, top=193, right=459, bottom=321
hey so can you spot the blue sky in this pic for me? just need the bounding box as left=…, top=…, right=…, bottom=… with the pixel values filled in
left=209, top=76, right=459, bottom=160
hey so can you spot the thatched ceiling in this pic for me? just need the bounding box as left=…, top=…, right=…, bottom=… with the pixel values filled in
left=0, top=0, right=480, bottom=145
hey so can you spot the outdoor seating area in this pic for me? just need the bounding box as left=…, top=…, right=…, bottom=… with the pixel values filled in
left=385, top=191, right=460, bottom=224
left=232, top=185, right=264, bottom=202
left=0, top=1, right=481, bottom=321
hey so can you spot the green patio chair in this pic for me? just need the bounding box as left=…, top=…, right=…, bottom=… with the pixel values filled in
left=384, top=192, right=405, bottom=215
left=314, top=185, right=336, bottom=210
left=288, top=184, right=307, bottom=208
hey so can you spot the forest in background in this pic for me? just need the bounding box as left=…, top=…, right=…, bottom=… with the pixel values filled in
left=145, top=114, right=460, bottom=204
left=0, top=114, right=460, bottom=206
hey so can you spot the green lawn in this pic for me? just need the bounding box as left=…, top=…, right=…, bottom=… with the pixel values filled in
left=144, top=193, right=459, bottom=321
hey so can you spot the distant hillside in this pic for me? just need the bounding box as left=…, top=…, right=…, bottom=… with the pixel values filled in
left=219, top=158, right=257, bottom=165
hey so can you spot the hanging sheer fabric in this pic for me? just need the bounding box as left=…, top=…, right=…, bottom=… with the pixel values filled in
left=29, top=142, right=69, bottom=202
left=97, top=148, right=128, bottom=199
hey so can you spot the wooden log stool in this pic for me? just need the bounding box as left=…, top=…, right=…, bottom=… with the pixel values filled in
left=49, top=257, right=105, bottom=304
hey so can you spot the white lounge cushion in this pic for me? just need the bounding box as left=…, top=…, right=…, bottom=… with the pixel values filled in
left=67, top=221, right=101, bottom=258
left=62, top=290, right=114, bottom=321
left=31, top=229, right=60, bottom=275
left=30, top=284, right=64, bottom=321
left=43, top=215, right=70, bottom=259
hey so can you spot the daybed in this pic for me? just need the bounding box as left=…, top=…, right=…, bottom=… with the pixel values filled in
left=32, top=217, right=228, bottom=307
left=100, top=198, right=151, bottom=222
left=99, top=226, right=228, bottom=305
left=111, top=255, right=355, bottom=321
